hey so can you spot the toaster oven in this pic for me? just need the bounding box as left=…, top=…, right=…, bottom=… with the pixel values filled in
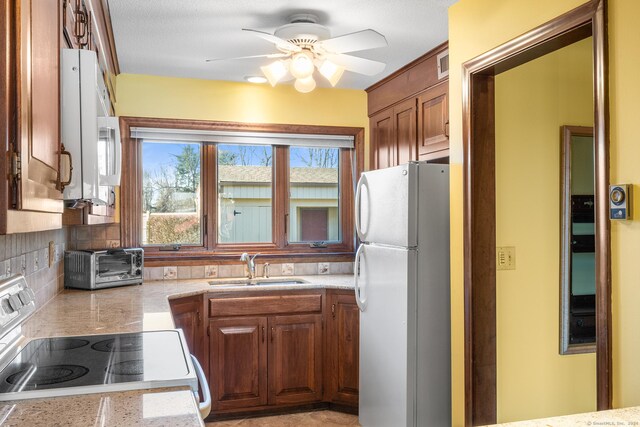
left=64, top=248, right=143, bottom=290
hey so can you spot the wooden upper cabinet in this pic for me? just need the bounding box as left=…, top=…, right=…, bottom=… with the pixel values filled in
left=62, top=0, right=79, bottom=49
left=209, top=316, right=268, bottom=411
left=367, top=42, right=449, bottom=169
left=394, top=98, right=418, bottom=166
left=370, top=99, right=418, bottom=170
left=325, top=291, right=359, bottom=407
left=418, top=82, right=449, bottom=160
left=370, top=109, right=394, bottom=170
left=268, top=314, right=323, bottom=405
left=0, top=0, right=64, bottom=234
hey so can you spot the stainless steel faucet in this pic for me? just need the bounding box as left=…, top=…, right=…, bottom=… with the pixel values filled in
left=240, top=253, right=260, bottom=279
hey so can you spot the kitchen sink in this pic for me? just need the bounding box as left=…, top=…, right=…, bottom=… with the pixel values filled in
left=209, top=277, right=309, bottom=287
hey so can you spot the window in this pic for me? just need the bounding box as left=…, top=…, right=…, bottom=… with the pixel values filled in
left=218, top=144, right=273, bottom=243
left=120, top=119, right=362, bottom=260
left=141, top=142, right=202, bottom=246
left=289, top=147, right=340, bottom=243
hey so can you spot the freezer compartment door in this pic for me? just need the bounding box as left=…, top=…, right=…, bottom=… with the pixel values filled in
left=356, top=163, right=418, bottom=247
left=356, top=244, right=416, bottom=427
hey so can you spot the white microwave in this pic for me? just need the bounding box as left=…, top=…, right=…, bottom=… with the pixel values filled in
left=61, top=49, right=121, bottom=205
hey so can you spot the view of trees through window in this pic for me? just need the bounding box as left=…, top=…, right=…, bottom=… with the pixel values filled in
left=142, top=142, right=201, bottom=245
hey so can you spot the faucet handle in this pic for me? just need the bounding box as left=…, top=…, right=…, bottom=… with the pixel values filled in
left=250, top=253, right=261, bottom=262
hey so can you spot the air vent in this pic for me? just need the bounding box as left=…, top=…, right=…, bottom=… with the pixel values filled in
left=437, top=49, right=449, bottom=80
left=287, top=36, right=319, bottom=46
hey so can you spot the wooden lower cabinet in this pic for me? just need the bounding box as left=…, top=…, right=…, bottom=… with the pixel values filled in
left=209, top=316, right=268, bottom=410
left=169, top=296, right=202, bottom=357
left=268, top=314, right=323, bottom=405
left=325, top=291, right=360, bottom=406
left=197, top=290, right=359, bottom=417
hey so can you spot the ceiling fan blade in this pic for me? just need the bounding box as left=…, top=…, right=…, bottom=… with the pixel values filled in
left=205, top=53, right=289, bottom=63
left=318, top=29, right=387, bottom=54
left=242, top=29, right=302, bottom=53
left=326, top=53, right=386, bottom=76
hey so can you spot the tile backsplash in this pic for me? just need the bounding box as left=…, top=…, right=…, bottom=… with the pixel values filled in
left=0, top=228, right=67, bottom=310
left=144, top=261, right=354, bottom=281
left=67, top=223, right=354, bottom=281
left=67, top=223, right=121, bottom=251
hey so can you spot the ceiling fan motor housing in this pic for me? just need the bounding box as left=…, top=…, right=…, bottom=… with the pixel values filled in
left=274, top=14, right=331, bottom=46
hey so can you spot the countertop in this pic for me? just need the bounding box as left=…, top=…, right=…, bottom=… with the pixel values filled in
left=0, top=274, right=354, bottom=426
left=487, top=406, right=640, bottom=426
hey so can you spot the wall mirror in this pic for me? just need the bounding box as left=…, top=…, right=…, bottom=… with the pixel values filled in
left=560, top=125, right=595, bottom=354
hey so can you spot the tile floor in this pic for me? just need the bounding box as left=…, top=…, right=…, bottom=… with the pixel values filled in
left=206, top=410, right=360, bottom=426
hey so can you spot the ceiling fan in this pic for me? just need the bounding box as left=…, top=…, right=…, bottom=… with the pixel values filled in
left=206, top=14, right=388, bottom=93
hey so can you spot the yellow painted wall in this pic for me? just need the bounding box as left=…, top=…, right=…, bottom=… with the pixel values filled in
left=449, top=1, right=640, bottom=425
left=114, top=74, right=369, bottom=164
left=495, top=38, right=594, bottom=423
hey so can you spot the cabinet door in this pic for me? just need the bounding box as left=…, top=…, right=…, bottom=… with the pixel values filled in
left=326, top=292, right=360, bottom=407
left=62, top=0, right=79, bottom=49
left=268, top=314, right=323, bottom=405
left=393, top=98, right=418, bottom=166
left=15, top=0, right=63, bottom=216
left=209, top=317, right=268, bottom=410
left=418, top=82, right=449, bottom=159
left=169, top=296, right=202, bottom=357
left=370, top=109, right=394, bottom=170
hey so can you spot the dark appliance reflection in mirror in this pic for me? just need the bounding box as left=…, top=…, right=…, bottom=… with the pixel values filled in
left=560, top=125, right=596, bottom=354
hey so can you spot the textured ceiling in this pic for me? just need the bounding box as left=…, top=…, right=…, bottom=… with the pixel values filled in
left=107, top=0, right=457, bottom=90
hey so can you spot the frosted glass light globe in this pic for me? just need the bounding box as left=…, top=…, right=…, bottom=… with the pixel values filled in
left=290, top=51, right=315, bottom=79
left=294, top=76, right=316, bottom=93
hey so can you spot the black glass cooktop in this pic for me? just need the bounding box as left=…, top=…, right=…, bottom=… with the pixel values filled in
left=0, top=331, right=190, bottom=395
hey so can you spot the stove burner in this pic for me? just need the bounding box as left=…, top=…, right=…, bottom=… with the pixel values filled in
left=106, top=360, right=144, bottom=376
left=47, top=338, right=90, bottom=351
left=5, top=364, right=89, bottom=388
left=91, top=335, right=143, bottom=353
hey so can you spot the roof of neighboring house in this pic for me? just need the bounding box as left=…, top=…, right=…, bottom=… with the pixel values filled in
left=218, top=165, right=338, bottom=184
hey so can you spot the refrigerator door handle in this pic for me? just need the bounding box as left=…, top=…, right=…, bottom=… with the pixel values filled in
left=355, top=174, right=369, bottom=241
left=354, top=243, right=366, bottom=312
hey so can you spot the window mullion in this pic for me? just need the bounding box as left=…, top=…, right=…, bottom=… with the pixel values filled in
left=204, top=143, right=217, bottom=250
left=273, top=146, right=288, bottom=248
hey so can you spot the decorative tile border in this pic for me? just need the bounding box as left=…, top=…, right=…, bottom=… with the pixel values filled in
left=143, top=261, right=354, bottom=281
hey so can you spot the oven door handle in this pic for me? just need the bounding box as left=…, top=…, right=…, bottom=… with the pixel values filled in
left=191, top=354, right=211, bottom=419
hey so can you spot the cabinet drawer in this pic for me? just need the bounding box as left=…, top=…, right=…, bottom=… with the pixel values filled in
left=209, top=294, right=322, bottom=317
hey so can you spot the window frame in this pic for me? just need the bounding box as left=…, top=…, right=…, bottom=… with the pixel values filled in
left=119, top=117, right=364, bottom=264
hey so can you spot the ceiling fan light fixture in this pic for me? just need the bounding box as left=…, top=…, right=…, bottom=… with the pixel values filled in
left=294, top=76, right=316, bottom=93
left=290, top=51, right=315, bottom=79
left=318, top=60, right=345, bottom=86
left=260, top=60, right=288, bottom=86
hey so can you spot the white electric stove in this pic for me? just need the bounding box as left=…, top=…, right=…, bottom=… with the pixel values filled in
left=0, top=275, right=210, bottom=418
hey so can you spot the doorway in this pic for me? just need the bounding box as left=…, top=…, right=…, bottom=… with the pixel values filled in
left=462, top=1, right=609, bottom=425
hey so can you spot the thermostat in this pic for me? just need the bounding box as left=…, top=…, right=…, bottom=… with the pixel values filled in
left=610, top=184, right=632, bottom=220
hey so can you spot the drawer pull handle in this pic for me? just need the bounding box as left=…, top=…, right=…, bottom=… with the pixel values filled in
left=271, top=327, right=275, bottom=342
left=262, top=326, right=265, bottom=343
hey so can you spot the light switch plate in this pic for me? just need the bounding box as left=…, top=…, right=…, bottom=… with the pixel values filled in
left=496, top=246, right=516, bottom=270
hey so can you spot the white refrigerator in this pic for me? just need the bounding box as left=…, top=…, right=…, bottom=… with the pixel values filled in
left=354, top=162, right=451, bottom=427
